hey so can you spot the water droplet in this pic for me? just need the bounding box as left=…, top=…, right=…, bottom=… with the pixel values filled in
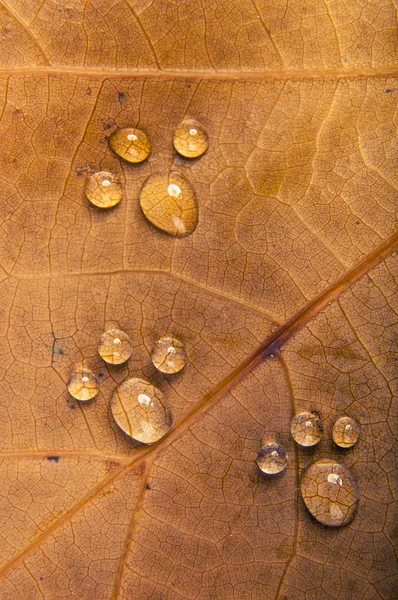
left=173, top=119, right=208, bottom=158
left=111, top=378, right=173, bottom=444
left=256, top=443, right=288, bottom=475
left=85, top=171, right=122, bottom=209
left=300, top=459, right=359, bottom=527
left=109, top=127, right=150, bottom=163
left=98, top=329, right=132, bottom=365
left=291, top=411, right=323, bottom=447
left=140, top=171, right=198, bottom=237
left=67, top=369, right=99, bottom=401
left=151, top=336, right=187, bottom=374
left=332, top=416, right=360, bottom=448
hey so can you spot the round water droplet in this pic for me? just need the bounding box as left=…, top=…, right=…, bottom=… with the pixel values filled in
left=151, top=336, right=187, bottom=374
left=85, top=171, right=122, bottom=209
left=332, top=416, right=360, bottom=448
left=173, top=119, right=208, bottom=158
left=67, top=369, right=99, bottom=401
left=300, top=459, right=359, bottom=527
left=111, top=378, right=173, bottom=444
left=140, top=171, right=198, bottom=237
left=108, top=127, right=151, bottom=163
left=291, top=411, right=323, bottom=447
left=98, top=329, right=132, bottom=365
left=256, top=443, right=288, bottom=475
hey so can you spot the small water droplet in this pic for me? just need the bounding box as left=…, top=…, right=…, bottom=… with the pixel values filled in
left=140, top=171, right=198, bottom=237
left=67, top=369, right=99, bottom=402
left=109, top=127, right=150, bottom=163
left=151, top=336, right=187, bottom=374
left=291, top=411, right=323, bottom=447
left=111, top=378, right=173, bottom=444
left=332, top=416, right=360, bottom=448
left=256, top=443, right=288, bottom=475
left=85, top=171, right=122, bottom=209
left=98, top=329, right=132, bottom=365
left=300, top=459, right=359, bottom=526
left=173, top=119, right=208, bottom=158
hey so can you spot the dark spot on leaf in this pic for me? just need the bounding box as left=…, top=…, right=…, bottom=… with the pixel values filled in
left=47, top=456, right=60, bottom=463
left=118, top=92, right=127, bottom=103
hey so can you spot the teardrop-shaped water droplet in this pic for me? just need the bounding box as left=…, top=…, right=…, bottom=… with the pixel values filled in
left=256, top=443, right=288, bottom=475
left=300, top=459, right=359, bottom=526
left=173, top=119, right=208, bottom=158
left=109, top=127, right=151, bottom=163
left=67, top=369, right=99, bottom=401
left=151, top=336, right=187, bottom=374
left=85, top=171, right=123, bottom=208
left=332, top=416, right=360, bottom=448
left=291, top=411, right=323, bottom=447
left=111, top=378, right=173, bottom=444
left=98, top=329, right=132, bottom=365
left=140, top=171, right=198, bottom=237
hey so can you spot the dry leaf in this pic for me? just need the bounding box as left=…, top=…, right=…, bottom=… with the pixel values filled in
left=0, top=0, right=397, bottom=598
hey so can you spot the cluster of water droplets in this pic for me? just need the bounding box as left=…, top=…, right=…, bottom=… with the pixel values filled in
left=257, top=407, right=361, bottom=527
left=71, top=115, right=206, bottom=441
left=68, top=332, right=187, bottom=444
left=84, top=118, right=208, bottom=239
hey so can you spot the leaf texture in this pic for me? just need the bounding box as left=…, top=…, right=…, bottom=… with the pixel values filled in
left=0, top=0, right=397, bottom=598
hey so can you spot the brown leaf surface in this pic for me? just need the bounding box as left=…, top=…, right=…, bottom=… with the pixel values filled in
left=0, top=1, right=397, bottom=598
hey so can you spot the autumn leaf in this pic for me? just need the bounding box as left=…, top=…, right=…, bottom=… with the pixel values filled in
left=0, top=0, right=397, bottom=598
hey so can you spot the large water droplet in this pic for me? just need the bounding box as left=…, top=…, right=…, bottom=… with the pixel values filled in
left=332, top=416, right=360, bottom=448
left=98, top=329, right=132, bottom=365
left=109, top=127, right=151, bottom=163
left=151, top=336, right=187, bottom=374
left=85, top=171, right=123, bottom=209
left=173, top=119, right=208, bottom=158
left=291, top=411, right=323, bottom=447
left=140, top=171, right=198, bottom=237
left=67, top=369, right=99, bottom=401
left=300, top=459, right=359, bottom=527
left=111, top=378, right=173, bottom=444
left=256, top=443, right=288, bottom=475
